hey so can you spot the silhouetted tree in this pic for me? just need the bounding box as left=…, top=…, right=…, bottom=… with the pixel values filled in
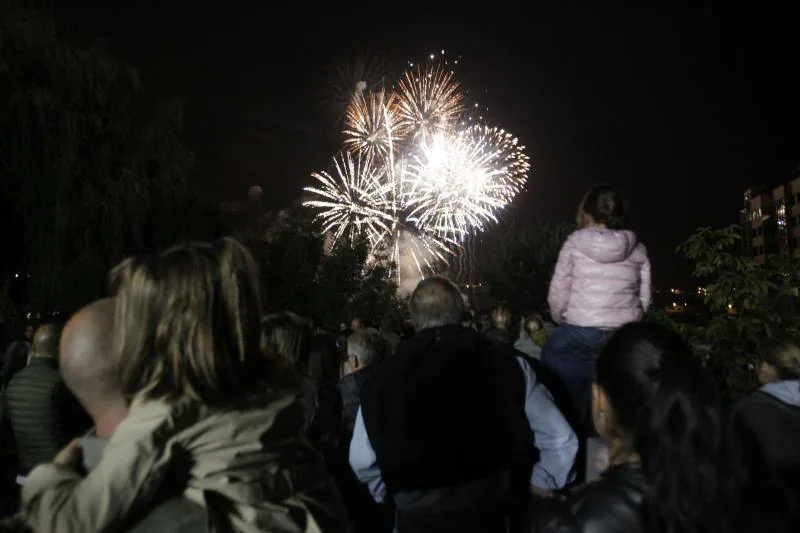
left=481, top=216, right=573, bottom=313
left=0, top=1, right=221, bottom=314
left=255, top=206, right=399, bottom=328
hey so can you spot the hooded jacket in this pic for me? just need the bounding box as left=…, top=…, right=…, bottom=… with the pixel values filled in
left=21, top=387, right=351, bottom=533
left=732, top=380, right=800, bottom=474
left=548, top=229, right=651, bottom=329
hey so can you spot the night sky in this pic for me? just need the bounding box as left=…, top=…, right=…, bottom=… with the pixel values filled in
left=54, top=5, right=800, bottom=287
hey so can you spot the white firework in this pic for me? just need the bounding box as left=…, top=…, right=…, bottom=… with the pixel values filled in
left=305, top=61, right=531, bottom=284
left=404, top=125, right=530, bottom=244
left=303, top=152, right=394, bottom=250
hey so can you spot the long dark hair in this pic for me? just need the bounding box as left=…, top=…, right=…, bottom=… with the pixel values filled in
left=597, top=323, right=727, bottom=533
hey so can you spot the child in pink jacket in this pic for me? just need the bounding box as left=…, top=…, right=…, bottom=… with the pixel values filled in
left=542, top=185, right=651, bottom=434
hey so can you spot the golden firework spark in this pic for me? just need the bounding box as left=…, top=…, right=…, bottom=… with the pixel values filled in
left=395, top=65, right=465, bottom=141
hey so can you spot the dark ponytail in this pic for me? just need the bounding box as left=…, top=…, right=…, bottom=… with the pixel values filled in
left=597, top=323, right=728, bottom=533
left=581, top=184, right=628, bottom=230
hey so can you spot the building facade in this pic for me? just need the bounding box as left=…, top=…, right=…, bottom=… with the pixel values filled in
left=741, top=176, right=800, bottom=263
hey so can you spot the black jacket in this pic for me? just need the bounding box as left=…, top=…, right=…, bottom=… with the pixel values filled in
left=360, top=324, right=534, bottom=495
left=301, top=375, right=343, bottom=458
left=4, top=357, right=90, bottom=471
left=525, top=463, right=647, bottom=533
left=731, top=390, right=800, bottom=475
left=1, top=341, right=30, bottom=388
left=337, top=364, right=379, bottom=441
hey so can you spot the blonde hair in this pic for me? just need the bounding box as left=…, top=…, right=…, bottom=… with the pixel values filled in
left=110, top=238, right=266, bottom=405
left=759, top=337, right=800, bottom=381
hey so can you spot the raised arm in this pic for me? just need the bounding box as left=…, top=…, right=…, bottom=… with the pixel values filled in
left=547, top=237, right=576, bottom=324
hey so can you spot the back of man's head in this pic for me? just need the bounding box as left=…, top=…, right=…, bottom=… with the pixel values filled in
left=32, top=323, right=61, bottom=359
left=408, top=277, right=465, bottom=330
left=347, top=328, right=386, bottom=368
left=60, top=299, right=126, bottom=430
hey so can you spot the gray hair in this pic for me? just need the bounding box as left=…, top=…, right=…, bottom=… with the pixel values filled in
left=408, top=276, right=465, bottom=330
left=347, top=328, right=386, bottom=367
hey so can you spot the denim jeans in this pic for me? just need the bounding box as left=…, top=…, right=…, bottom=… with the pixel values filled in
left=541, top=324, right=610, bottom=435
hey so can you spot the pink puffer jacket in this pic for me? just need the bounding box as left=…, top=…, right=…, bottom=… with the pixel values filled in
left=548, top=228, right=651, bottom=329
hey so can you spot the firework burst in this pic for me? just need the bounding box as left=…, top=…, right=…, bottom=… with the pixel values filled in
left=343, top=89, right=403, bottom=160
left=396, top=65, right=465, bottom=141
left=306, top=59, right=531, bottom=285
left=304, top=152, right=394, bottom=248
left=405, top=126, right=529, bottom=243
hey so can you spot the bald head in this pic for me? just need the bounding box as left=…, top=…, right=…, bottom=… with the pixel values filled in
left=60, top=299, right=126, bottom=433
left=32, top=324, right=60, bottom=359
left=408, top=277, right=465, bottom=330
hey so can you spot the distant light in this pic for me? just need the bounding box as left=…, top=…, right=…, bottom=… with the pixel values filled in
left=14, top=273, right=19, bottom=279
left=454, top=60, right=458, bottom=64
left=429, top=54, right=435, bottom=60
left=672, top=302, right=677, bottom=307
left=441, top=49, right=445, bottom=54
left=728, top=304, right=733, bottom=310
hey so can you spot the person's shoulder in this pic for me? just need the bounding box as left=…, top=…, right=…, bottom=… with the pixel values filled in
left=734, top=390, right=791, bottom=424
left=562, top=466, right=647, bottom=533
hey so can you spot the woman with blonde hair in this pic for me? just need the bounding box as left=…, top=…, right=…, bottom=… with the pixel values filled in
left=21, top=238, right=350, bottom=533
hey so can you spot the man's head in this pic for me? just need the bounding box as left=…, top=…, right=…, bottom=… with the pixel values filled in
left=31, top=323, right=60, bottom=359
left=491, top=302, right=513, bottom=331
left=60, top=298, right=127, bottom=437
left=261, top=312, right=312, bottom=370
left=408, top=276, right=465, bottom=330
left=346, top=328, right=386, bottom=373
left=351, top=318, right=364, bottom=330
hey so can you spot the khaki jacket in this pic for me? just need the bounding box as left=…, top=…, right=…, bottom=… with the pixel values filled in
left=21, top=388, right=350, bottom=533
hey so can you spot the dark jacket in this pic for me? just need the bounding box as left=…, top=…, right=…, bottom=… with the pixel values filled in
left=360, top=324, right=534, bottom=495
left=731, top=387, right=800, bottom=477
left=5, top=358, right=90, bottom=471
left=301, top=375, right=343, bottom=458
left=525, top=462, right=647, bottom=533
left=483, top=327, right=514, bottom=347
left=338, top=364, right=379, bottom=440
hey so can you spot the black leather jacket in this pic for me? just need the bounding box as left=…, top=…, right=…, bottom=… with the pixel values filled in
left=525, top=463, right=647, bottom=533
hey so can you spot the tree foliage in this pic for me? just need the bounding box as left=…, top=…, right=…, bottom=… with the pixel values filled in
left=673, top=225, right=800, bottom=403
left=0, top=1, right=221, bottom=316
left=254, top=207, right=400, bottom=328
left=480, top=217, right=573, bottom=312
